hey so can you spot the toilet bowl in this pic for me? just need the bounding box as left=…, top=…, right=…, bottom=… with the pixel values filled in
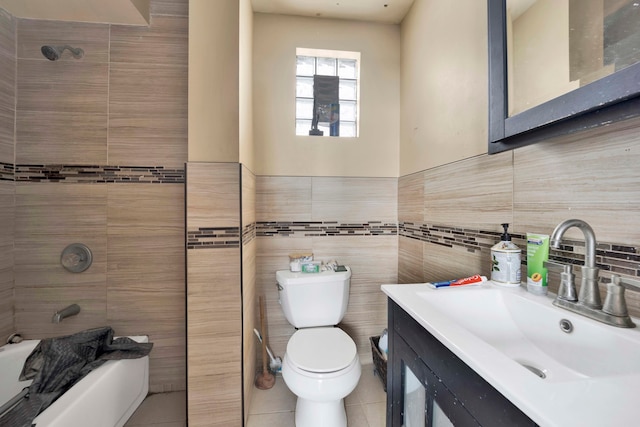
left=282, top=327, right=361, bottom=427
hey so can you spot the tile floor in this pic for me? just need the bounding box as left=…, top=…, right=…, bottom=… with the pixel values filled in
left=124, top=390, right=187, bottom=427
left=247, top=363, right=387, bottom=427
left=125, top=363, right=386, bottom=427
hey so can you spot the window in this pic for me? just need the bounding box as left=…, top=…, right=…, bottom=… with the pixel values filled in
left=295, top=48, right=360, bottom=137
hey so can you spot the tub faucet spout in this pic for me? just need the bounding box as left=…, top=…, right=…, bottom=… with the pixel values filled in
left=52, top=304, right=81, bottom=323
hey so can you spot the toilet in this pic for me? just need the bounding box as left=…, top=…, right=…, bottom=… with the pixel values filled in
left=276, top=267, right=361, bottom=427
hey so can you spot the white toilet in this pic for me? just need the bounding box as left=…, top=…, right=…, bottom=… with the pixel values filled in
left=276, top=267, right=361, bottom=427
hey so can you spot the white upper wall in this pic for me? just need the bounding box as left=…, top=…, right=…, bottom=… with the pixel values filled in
left=188, top=0, right=240, bottom=162
left=239, top=0, right=254, bottom=169
left=252, top=13, right=400, bottom=177
left=399, top=0, right=488, bottom=175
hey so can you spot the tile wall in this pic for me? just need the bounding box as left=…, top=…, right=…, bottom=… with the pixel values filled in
left=255, top=176, right=399, bottom=365
left=186, top=162, right=242, bottom=427
left=1, top=0, right=188, bottom=393
left=398, top=116, right=640, bottom=317
left=241, top=165, right=257, bottom=424
left=0, top=7, right=15, bottom=343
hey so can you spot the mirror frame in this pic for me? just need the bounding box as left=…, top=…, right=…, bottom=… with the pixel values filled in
left=488, top=0, right=640, bottom=154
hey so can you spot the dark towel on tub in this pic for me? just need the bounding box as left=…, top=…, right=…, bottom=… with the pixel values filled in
left=0, top=327, right=152, bottom=427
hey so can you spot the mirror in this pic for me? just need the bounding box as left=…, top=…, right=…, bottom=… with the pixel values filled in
left=488, top=0, right=640, bottom=153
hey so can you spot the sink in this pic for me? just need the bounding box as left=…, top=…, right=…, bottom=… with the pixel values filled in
left=415, top=287, right=640, bottom=382
left=382, top=282, right=640, bottom=427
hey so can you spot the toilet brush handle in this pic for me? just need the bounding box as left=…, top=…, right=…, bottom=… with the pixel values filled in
left=260, top=296, right=268, bottom=374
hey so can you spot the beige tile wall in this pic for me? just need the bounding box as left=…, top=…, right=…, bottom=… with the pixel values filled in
left=0, top=7, right=14, bottom=341
left=107, top=184, right=185, bottom=392
left=0, top=8, right=14, bottom=164
left=256, top=176, right=398, bottom=365
left=186, top=162, right=242, bottom=427
left=241, top=165, right=256, bottom=424
left=16, top=19, right=109, bottom=165
left=9, top=0, right=188, bottom=393
left=398, top=116, right=640, bottom=316
left=0, top=182, right=14, bottom=340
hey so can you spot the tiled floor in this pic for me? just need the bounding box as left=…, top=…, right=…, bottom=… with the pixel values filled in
left=124, top=391, right=186, bottom=427
left=247, top=363, right=387, bottom=427
left=125, top=363, right=386, bottom=427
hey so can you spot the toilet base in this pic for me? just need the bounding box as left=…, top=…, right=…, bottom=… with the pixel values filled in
left=295, top=397, right=346, bottom=427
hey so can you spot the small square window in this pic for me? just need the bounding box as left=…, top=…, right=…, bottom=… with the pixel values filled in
left=339, top=80, right=357, bottom=101
left=316, top=57, right=336, bottom=76
left=295, top=48, right=360, bottom=138
left=296, top=56, right=315, bottom=76
left=338, top=59, right=357, bottom=79
left=296, top=98, right=314, bottom=119
left=296, top=77, right=314, bottom=98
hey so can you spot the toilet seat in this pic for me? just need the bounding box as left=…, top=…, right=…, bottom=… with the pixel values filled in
left=287, top=327, right=357, bottom=373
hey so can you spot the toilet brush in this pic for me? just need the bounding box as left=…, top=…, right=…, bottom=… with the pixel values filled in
left=255, top=296, right=275, bottom=390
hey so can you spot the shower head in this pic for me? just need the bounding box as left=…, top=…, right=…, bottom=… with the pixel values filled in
left=41, top=45, right=84, bottom=61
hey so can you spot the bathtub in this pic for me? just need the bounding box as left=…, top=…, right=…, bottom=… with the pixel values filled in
left=0, top=336, right=149, bottom=427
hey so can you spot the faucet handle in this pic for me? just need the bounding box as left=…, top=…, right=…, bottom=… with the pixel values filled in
left=544, top=260, right=577, bottom=301
left=602, top=275, right=640, bottom=318
left=613, top=275, right=640, bottom=292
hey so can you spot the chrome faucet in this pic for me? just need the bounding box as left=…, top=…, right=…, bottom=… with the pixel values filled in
left=52, top=304, right=81, bottom=323
left=550, top=219, right=601, bottom=309
left=547, top=219, right=640, bottom=328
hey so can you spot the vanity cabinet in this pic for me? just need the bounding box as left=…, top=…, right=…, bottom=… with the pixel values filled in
left=386, top=300, right=537, bottom=427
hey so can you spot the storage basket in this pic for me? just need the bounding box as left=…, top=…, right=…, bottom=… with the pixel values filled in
left=369, top=335, right=387, bottom=392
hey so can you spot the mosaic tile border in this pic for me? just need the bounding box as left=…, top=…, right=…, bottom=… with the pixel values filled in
left=242, top=222, right=256, bottom=246
left=400, top=222, right=640, bottom=278
left=14, top=164, right=185, bottom=183
left=0, top=162, right=14, bottom=181
left=256, top=221, right=398, bottom=237
left=187, top=227, right=240, bottom=250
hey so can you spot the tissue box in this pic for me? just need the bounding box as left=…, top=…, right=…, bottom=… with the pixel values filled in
left=370, top=336, right=387, bottom=392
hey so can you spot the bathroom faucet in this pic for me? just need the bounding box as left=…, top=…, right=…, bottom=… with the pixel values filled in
left=550, top=219, right=600, bottom=309
left=548, top=219, right=640, bottom=328
left=52, top=304, right=81, bottom=323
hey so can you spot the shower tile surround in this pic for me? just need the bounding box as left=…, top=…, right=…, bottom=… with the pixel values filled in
left=0, top=7, right=15, bottom=344
left=0, top=1, right=188, bottom=394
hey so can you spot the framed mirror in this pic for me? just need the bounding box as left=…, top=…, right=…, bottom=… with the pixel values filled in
left=488, top=0, right=640, bottom=154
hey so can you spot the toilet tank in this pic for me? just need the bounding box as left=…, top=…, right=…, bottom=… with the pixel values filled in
left=276, top=267, right=352, bottom=328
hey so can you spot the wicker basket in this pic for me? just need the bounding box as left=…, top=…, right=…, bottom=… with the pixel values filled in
left=369, top=335, right=387, bottom=392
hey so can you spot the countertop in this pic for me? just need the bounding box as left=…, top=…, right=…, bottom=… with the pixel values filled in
left=382, top=282, right=640, bottom=427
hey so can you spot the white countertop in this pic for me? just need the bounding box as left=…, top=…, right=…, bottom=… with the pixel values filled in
left=382, top=282, right=640, bottom=427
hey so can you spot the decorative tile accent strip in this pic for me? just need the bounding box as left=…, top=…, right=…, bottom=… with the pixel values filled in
left=242, top=222, right=256, bottom=245
left=257, top=221, right=398, bottom=237
left=0, top=162, right=14, bottom=181
left=400, top=222, right=640, bottom=279
left=15, top=164, right=185, bottom=183
left=187, top=227, right=240, bottom=249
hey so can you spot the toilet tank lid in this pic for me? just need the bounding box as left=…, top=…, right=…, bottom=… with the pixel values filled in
left=276, top=267, right=351, bottom=285
left=287, top=327, right=357, bottom=373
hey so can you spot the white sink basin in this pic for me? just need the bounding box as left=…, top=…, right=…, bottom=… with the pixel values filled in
left=382, top=282, right=640, bottom=427
left=415, top=287, right=640, bottom=382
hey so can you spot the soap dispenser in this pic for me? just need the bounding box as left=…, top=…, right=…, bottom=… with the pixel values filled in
left=491, top=223, right=521, bottom=286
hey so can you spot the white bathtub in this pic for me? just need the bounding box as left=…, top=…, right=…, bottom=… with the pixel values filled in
left=0, top=336, right=149, bottom=427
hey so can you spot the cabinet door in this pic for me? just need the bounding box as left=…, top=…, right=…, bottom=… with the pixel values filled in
left=393, top=335, right=479, bottom=427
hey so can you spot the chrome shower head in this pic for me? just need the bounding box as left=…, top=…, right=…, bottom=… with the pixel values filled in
left=41, top=45, right=84, bottom=61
